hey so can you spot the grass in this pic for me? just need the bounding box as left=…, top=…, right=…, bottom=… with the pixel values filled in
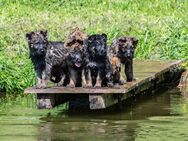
left=0, top=93, right=68, bottom=116
left=0, top=0, right=187, bottom=92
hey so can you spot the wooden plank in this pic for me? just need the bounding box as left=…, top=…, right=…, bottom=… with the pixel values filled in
left=89, top=61, right=184, bottom=109
left=178, top=70, right=188, bottom=96
left=24, top=60, right=184, bottom=94
left=24, top=60, right=184, bottom=110
left=178, top=70, right=188, bottom=87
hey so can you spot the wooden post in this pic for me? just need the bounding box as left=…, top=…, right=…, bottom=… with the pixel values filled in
left=37, top=94, right=55, bottom=109
left=37, top=94, right=69, bottom=109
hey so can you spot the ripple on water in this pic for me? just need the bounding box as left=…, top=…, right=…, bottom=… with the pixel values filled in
left=1, top=88, right=188, bottom=141
left=135, top=115, right=188, bottom=141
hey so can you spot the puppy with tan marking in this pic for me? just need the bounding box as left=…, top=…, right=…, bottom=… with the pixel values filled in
left=110, top=37, right=138, bottom=82
left=108, top=53, right=123, bottom=86
left=64, top=28, right=88, bottom=87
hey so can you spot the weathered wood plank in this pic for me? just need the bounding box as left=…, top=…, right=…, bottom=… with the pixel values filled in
left=24, top=60, right=184, bottom=110
left=178, top=71, right=188, bottom=96
left=24, top=60, right=183, bottom=94
left=89, top=69, right=184, bottom=109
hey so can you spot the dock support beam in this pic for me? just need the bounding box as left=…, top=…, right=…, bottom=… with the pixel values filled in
left=37, top=94, right=68, bottom=109
left=37, top=94, right=55, bottom=109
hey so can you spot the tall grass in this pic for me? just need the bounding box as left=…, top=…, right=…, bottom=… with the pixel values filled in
left=0, top=0, right=187, bottom=92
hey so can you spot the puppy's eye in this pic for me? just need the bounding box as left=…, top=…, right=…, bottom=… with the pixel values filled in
left=32, top=42, right=39, bottom=45
left=70, top=54, right=74, bottom=57
left=77, top=40, right=83, bottom=44
left=30, top=44, right=35, bottom=48
left=30, top=43, right=38, bottom=47
left=88, top=40, right=92, bottom=44
left=30, top=42, right=36, bottom=45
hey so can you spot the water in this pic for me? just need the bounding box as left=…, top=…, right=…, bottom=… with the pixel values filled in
left=1, top=88, right=188, bottom=141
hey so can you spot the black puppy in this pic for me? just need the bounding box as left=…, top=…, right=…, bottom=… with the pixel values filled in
left=26, top=30, right=69, bottom=88
left=110, top=37, right=138, bottom=82
left=84, top=34, right=113, bottom=88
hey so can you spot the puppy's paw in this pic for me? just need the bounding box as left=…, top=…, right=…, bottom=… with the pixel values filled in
left=127, top=78, right=137, bottom=82
left=57, top=81, right=64, bottom=87
left=35, top=83, right=46, bottom=89
left=133, top=77, right=137, bottom=81
left=83, top=84, right=92, bottom=88
left=119, top=79, right=126, bottom=85
left=107, top=82, right=114, bottom=88
left=67, top=84, right=75, bottom=88
left=114, top=83, right=120, bottom=88
left=94, top=84, right=101, bottom=88
left=40, top=83, right=48, bottom=89
left=35, top=84, right=42, bottom=89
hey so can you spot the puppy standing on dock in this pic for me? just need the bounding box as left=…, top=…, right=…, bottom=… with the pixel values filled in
left=64, top=28, right=88, bottom=87
left=110, top=37, right=138, bottom=82
left=26, top=30, right=69, bottom=88
left=108, top=52, right=122, bottom=86
left=84, top=34, right=113, bottom=88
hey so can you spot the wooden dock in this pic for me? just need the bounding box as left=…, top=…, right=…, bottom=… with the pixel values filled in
left=25, top=60, right=185, bottom=110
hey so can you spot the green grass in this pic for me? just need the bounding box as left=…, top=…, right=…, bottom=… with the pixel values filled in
left=0, top=93, right=68, bottom=116
left=0, top=0, right=187, bottom=92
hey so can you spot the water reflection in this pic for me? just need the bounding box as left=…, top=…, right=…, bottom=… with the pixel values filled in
left=37, top=88, right=188, bottom=141
left=1, top=87, right=188, bottom=141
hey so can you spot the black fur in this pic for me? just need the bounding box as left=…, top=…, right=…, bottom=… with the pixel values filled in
left=26, top=30, right=69, bottom=88
left=84, top=34, right=113, bottom=88
left=45, top=41, right=69, bottom=86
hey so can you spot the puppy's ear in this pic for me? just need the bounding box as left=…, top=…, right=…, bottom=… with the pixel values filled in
left=101, top=33, right=107, bottom=42
left=26, top=32, right=34, bottom=41
left=119, top=37, right=127, bottom=42
left=40, top=30, right=48, bottom=37
left=131, top=37, right=138, bottom=47
left=87, top=36, right=93, bottom=44
left=74, top=27, right=80, bottom=31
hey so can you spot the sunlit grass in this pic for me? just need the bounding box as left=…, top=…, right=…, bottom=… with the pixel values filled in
left=0, top=0, right=187, bottom=92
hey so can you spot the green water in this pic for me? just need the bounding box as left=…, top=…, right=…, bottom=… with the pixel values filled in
left=1, top=88, right=188, bottom=141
